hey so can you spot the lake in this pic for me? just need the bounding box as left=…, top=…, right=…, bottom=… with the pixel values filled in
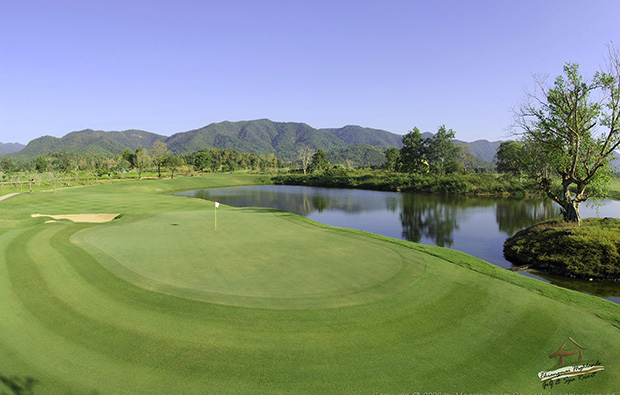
left=175, top=185, right=620, bottom=303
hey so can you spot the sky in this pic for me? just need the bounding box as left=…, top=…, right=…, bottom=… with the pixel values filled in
left=1, top=0, right=618, bottom=145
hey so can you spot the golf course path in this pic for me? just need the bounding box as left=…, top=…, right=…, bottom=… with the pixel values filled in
left=0, top=192, right=19, bottom=201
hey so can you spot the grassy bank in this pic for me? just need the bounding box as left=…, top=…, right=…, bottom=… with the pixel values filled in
left=0, top=175, right=619, bottom=393
left=504, top=218, right=620, bottom=280
left=272, top=171, right=539, bottom=197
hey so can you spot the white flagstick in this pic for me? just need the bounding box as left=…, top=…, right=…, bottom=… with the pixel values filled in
left=214, top=202, right=219, bottom=230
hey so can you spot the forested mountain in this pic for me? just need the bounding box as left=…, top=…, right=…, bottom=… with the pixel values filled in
left=10, top=129, right=166, bottom=158
left=6, top=119, right=503, bottom=167
left=0, top=142, right=25, bottom=154
left=166, top=119, right=348, bottom=161
left=320, top=125, right=404, bottom=148
left=325, top=145, right=388, bottom=168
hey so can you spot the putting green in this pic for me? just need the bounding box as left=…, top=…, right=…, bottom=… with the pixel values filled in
left=0, top=176, right=619, bottom=393
left=74, top=209, right=424, bottom=308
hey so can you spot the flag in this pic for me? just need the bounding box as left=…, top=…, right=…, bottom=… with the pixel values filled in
left=214, top=202, right=219, bottom=230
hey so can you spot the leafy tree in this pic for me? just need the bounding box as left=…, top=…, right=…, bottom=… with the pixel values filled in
left=455, top=143, right=477, bottom=173
left=382, top=147, right=400, bottom=171
left=134, top=147, right=151, bottom=180
left=0, top=157, right=15, bottom=173
left=164, top=155, right=183, bottom=179
left=398, top=127, right=428, bottom=174
left=494, top=141, right=524, bottom=176
left=514, top=46, right=620, bottom=223
left=150, top=141, right=171, bottom=178
left=193, top=150, right=212, bottom=175
left=265, top=153, right=278, bottom=169
left=35, top=156, right=47, bottom=173
left=426, top=125, right=460, bottom=175
left=308, top=149, right=330, bottom=173
left=121, top=148, right=135, bottom=168
left=398, top=126, right=460, bottom=175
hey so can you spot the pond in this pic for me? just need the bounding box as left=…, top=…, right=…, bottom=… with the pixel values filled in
left=175, top=185, right=620, bottom=304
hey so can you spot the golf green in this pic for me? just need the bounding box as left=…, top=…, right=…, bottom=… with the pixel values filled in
left=0, top=176, right=619, bottom=393
left=74, top=209, right=423, bottom=308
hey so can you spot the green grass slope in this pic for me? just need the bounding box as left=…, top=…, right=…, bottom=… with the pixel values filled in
left=0, top=175, right=619, bottom=393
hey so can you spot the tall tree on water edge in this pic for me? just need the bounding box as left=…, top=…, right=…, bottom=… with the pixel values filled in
left=514, top=44, right=620, bottom=224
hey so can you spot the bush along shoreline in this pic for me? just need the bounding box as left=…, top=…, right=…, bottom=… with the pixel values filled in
left=504, top=218, right=620, bottom=281
left=271, top=172, right=540, bottom=197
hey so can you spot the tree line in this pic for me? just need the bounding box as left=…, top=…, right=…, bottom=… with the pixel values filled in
left=0, top=143, right=289, bottom=185
left=2, top=45, right=618, bottom=224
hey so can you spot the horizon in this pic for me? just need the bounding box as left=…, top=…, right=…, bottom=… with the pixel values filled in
left=0, top=118, right=510, bottom=147
left=2, top=0, right=618, bottom=145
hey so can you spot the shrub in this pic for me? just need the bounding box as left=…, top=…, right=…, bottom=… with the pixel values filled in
left=504, top=218, right=620, bottom=279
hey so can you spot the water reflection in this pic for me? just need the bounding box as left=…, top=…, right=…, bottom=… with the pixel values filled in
left=495, top=198, right=560, bottom=235
left=176, top=186, right=563, bottom=249
left=399, top=194, right=460, bottom=247
left=175, top=185, right=620, bottom=302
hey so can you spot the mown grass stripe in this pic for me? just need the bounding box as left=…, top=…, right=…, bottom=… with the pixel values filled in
left=0, top=175, right=619, bottom=392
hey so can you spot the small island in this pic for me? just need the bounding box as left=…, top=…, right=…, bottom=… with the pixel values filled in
left=504, top=218, right=620, bottom=280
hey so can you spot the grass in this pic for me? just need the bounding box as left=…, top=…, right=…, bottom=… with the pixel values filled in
left=1, top=175, right=620, bottom=393
left=609, top=177, right=620, bottom=200
left=504, top=218, right=620, bottom=279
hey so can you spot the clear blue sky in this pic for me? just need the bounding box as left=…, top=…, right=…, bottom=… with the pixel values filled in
left=1, top=0, right=618, bottom=144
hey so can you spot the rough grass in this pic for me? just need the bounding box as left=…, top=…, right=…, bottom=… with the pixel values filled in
left=504, top=218, right=620, bottom=280
left=0, top=175, right=619, bottom=393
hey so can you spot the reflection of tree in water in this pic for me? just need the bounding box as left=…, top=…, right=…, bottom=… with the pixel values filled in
left=386, top=196, right=398, bottom=213
left=194, top=186, right=389, bottom=216
left=399, top=194, right=460, bottom=247
left=495, top=198, right=560, bottom=235
left=188, top=187, right=562, bottom=250
left=188, top=187, right=327, bottom=216
left=533, top=271, right=620, bottom=297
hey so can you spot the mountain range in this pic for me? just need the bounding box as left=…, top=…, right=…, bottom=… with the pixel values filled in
left=2, top=119, right=503, bottom=165
left=0, top=142, right=25, bottom=155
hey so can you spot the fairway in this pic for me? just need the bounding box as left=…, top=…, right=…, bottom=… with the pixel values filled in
left=1, top=175, right=619, bottom=393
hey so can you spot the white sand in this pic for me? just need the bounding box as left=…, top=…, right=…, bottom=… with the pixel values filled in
left=32, top=213, right=120, bottom=223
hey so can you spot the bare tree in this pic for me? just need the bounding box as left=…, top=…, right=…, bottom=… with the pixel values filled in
left=151, top=141, right=171, bottom=178
left=134, top=147, right=152, bottom=180
left=297, top=144, right=315, bottom=174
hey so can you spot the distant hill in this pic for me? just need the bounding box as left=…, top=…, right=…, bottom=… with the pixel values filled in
left=454, top=138, right=502, bottom=163
left=166, top=119, right=348, bottom=161
left=0, top=142, right=25, bottom=155
left=421, top=132, right=502, bottom=163
left=11, top=129, right=167, bottom=159
left=325, top=145, right=388, bottom=168
left=8, top=119, right=504, bottom=168
left=320, top=125, right=403, bottom=148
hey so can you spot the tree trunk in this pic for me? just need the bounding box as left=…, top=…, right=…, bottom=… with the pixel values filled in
left=541, top=177, right=582, bottom=224
left=561, top=200, right=581, bottom=224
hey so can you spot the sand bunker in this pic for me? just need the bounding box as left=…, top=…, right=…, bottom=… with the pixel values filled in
left=32, top=213, right=120, bottom=223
